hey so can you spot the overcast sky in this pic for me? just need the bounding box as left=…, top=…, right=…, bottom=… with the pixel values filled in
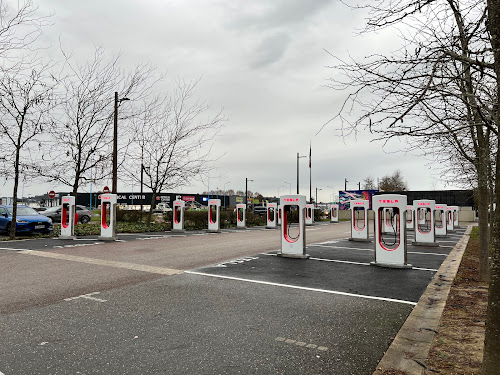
left=3, top=0, right=460, bottom=203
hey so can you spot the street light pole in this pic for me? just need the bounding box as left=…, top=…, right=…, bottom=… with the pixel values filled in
left=315, top=187, right=322, bottom=206
left=344, top=178, right=348, bottom=191
left=245, top=178, right=253, bottom=206
left=112, top=92, right=130, bottom=194
left=296, top=153, right=306, bottom=194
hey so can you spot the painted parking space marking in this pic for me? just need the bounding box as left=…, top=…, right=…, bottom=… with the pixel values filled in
left=18, top=250, right=182, bottom=275
left=53, top=242, right=105, bottom=249
left=185, top=271, right=417, bottom=306
left=64, top=291, right=107, bottom=303
left=307, top=257, right=437, bottom=271
left=275, top=337, right=328, bottom=351
left=0, top=247, right=26, bottom=251
left=308, top=244, right=448, bottom=257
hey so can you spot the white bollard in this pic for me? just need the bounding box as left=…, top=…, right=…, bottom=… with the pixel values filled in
left=349, top=199, right=370, bottom=242
left=452, top=206, right=460, bottom=228
left=172, top=200, right=185, bottom=232
left=371, top=194, right=411, bottom=268
left=279, top=195, right=308, bottom=258
left=98, top=194, right=117, bottom=241
left=207, top=199, right=221, bottom=233
left=59, top=195, right=77, bottom=240
left=446, top=206, right=455, bottom=232
left=277, top=205, right=282, bottom=226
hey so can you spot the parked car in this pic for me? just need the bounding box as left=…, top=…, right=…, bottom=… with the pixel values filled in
left=0, top=205, right=53, bottom=234
left=253, top=206, right=267, bottom=216
left=152, top=202, right=172, bottom=213
left=42, top=205, right=92, bottom=224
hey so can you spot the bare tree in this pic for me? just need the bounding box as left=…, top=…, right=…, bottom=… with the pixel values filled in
left=362, top=176, right=377, bottom=190
left=0, top=58, right=57, bottom=239
left=378, top=170, right=408, bottom=191
left=484, top=0, right=500, bottom=371
left=125, top=79, right=226, bottom=224
left=323, top=0, right=499, bottom=371
left=38, top=46, right=157, bottom=198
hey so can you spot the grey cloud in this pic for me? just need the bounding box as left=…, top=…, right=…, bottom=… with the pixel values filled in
left=227, top=0, right=334, bottom=31
left=249, top=32, right=291, bottom=69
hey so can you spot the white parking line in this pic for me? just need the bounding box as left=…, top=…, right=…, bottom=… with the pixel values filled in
left=185, top=271, right=417, bottom=306
left=0, top=247, right=25, bottom=251
left=309, top=244, right=449, bottom=256
left=308, top=257, right=437, bottom=271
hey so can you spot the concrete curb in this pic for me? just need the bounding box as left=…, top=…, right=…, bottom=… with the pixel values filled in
left=373, top=225, right=473, bottom=374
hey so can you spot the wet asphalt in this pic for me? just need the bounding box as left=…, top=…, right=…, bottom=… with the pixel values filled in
left=0, top=223, right=467, bottom=374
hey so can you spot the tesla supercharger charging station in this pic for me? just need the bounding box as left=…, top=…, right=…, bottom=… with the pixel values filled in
left=305, top=203, right=314, bottom=226
left=446, top=206, right=455, bottom=232
left=452, top=206, right=460, bottom=228
left=236, top=203, right=246, bottom=229
left=266, top=202, right=277, bottom=229
left=98, top=194, right=117, bottom=241
left=371, top=194, right=411, bottom=268
left=279, top=195, right=308, bottom=258
left=412, top=199, right=438, bottom=246
left=435, top=204, right=448, bottom=237
left=277, top=205, right=282, bottom=226
left=207, top=199, right=221, bottom=233
left=406, top=205, right=415, bottom=231
left=349, top=199, right=370, bottom=242
left=59, top=195, right=77, bottom=240
left=330, top=204, right=339, bottom=223
left=172, top=200, right=185, bottom=232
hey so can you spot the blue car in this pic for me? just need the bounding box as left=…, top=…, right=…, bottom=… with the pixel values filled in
left=0, top=205, right=53, bottom=234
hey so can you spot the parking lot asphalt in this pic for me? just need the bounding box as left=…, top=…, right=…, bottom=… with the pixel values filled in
left=0, top=223, right=467, bottom=374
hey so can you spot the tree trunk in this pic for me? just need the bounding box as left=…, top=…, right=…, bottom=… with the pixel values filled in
left=483, top=1, right=500, bottom=372
left=477, top=155, right=490, bottom=282
left=9, top=146, right=21, bottom=240
left=146, top=191, right=157, bottom=225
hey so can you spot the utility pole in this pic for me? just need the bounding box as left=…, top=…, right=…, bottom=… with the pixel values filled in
left=358, top=182, right=361, bottom=190
left=344, top=178, right=348, bottom=191
left=112, top=92, right=130, bottom=194
left=297, top=153, right=306, bottom=194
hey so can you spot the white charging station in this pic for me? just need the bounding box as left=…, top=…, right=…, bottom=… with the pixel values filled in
left=435, top=204, right=448, bottom=237
left=207, top=199, right=221, bottom=233
left=172, top=200, right=185, bottom=232
left=59, top=195, right=76, bottom=240
left=266, top=202, right=277, bottom=229
left=330, top=203, right=339, bottom=223
left=406, top=205, right=415, bottom=231
left=349, top=199, right=370, bottom=242
left=98, top=194, right=117, bottom=241
left=446, top=206, right=455, bottom=232
left=452, top=206, right=460, bottom=228
left=371, top=194, right=411, bottom=268
left=236, top=203, right=246, bottom=229
left=279, top=195, right=308, bottom=258
left=305, top=203, right=314, bottom=226
left=277, top=205, right=282, bottom=226
left=412, top=199, right=438, bottom=246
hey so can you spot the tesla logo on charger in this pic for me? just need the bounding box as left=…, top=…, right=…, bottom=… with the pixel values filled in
left=102, top=196, right=112, bottom=201
left=417, top=202, right=430, bottom=206
left=62, top=198, right=70, bottom=202
left=284, top=198, right=299, bottom=202
left=378, top=199, right=398, bottom=203
left=446, top=207, right=453, bottom=210
left=174, top=202, right=181, bottom=206
left=353, top=202, right=365, bottom=206
left=209, top=200, right=218, bottom=204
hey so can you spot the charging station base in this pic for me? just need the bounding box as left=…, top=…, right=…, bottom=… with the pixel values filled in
left=412, top=241, right=440, bottom=247
left=370, top=261, right=413, bottom=269
left=98, top=236, right=117, bottom=241
left=59, top=235, right=76, bottom=240
left=277, top=253, right=310, bottom=259
left=348, top=238, right=372, bottom=242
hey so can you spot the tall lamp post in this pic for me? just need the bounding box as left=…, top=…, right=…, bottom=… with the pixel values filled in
left=327, top=185, right=335, bottom=203
left=296, top=153, right=307, bottom=194
left=245, top=178, right=253, bottom=206
left=112, top=92, right=130, bottom=194
left=344, top=178, right=348, bottom=191
left=315, top=188, right=322, bottom=207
